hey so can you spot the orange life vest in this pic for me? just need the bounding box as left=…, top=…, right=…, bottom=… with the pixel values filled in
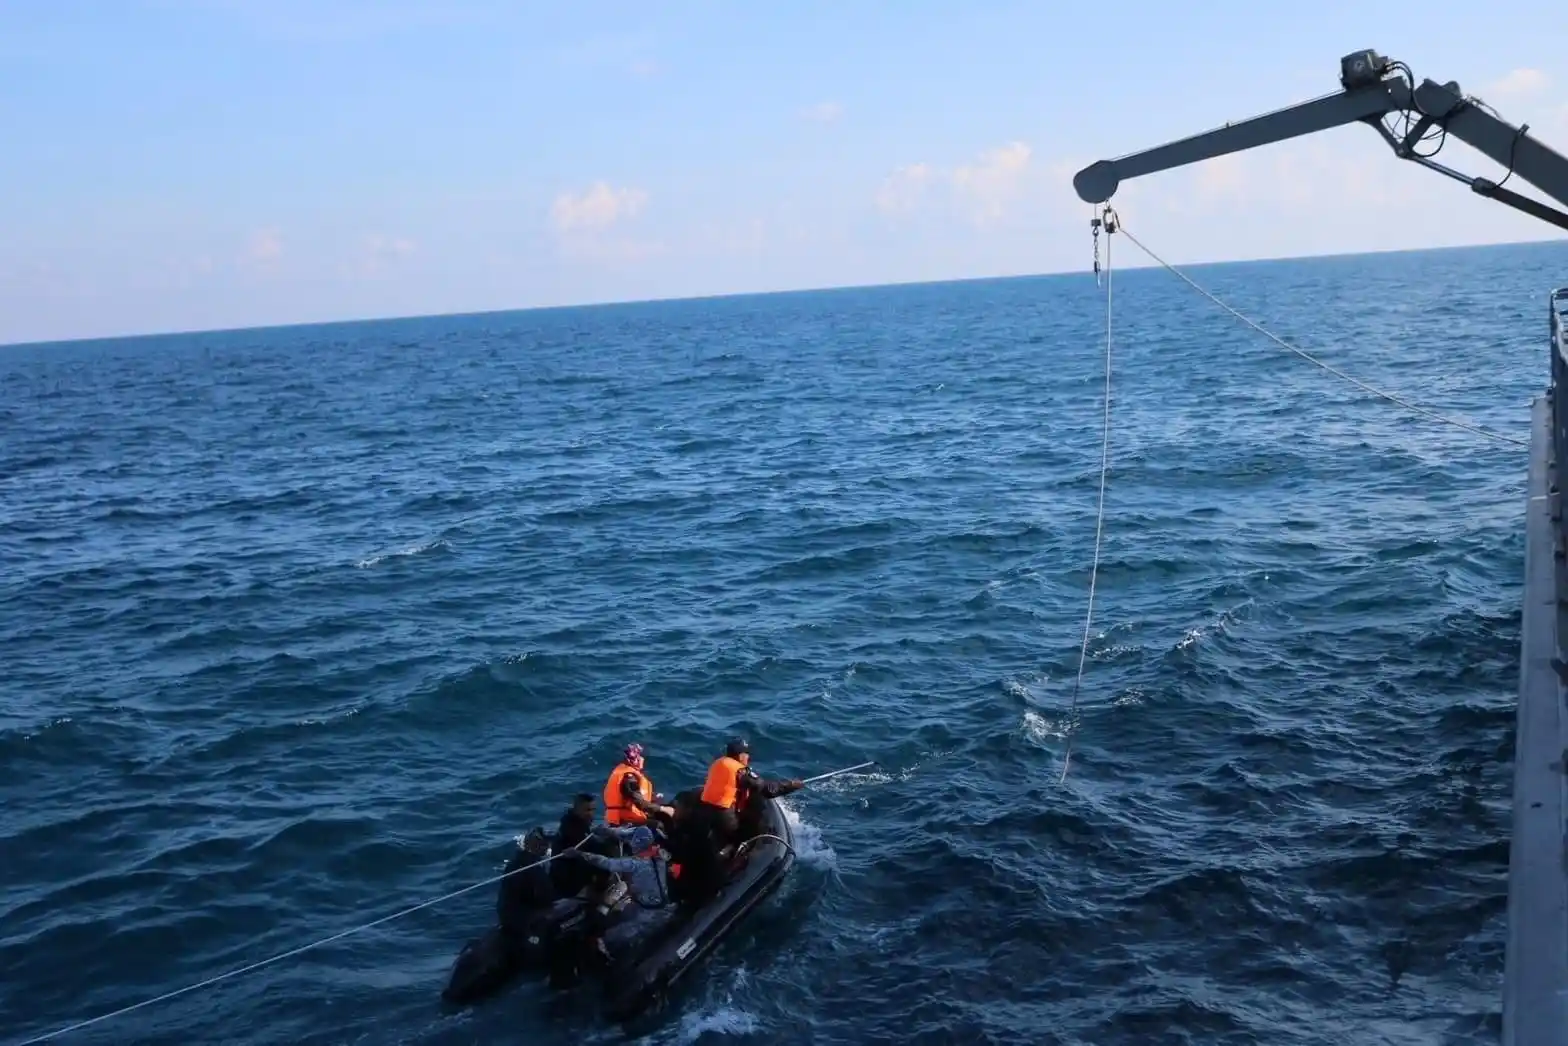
left=603, top=762, right=654, bottom=825
left=700, top=755, right=746, bottom=809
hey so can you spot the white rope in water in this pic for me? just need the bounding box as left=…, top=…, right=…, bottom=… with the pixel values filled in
left=1058, top=210, right=1116, bottom=785
left=12, top=838, right=589, bottom=1046
left=1114, top=222, right=1528, bottom=449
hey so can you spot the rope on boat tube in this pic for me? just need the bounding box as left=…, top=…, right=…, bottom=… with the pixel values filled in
left=736, top=832, right=797, bottom=860
left=10, top=837, right=590, bottom=1046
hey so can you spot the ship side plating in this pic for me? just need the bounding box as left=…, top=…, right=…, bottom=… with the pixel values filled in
left=1513, top=287, right=1568, bottom=1044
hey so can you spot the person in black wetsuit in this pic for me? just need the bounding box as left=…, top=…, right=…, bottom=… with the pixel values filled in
left=497, top=829, right=556, bottom=936
left=557, top=793, right=596, bottom=849
left=550, top=793, right=599, bottom=897
left=734, top=772, right=801, bottom=841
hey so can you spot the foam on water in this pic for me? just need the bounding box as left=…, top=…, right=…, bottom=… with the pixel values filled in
left=355, top=537, right=454, bottom=569
left=777, top=801, right=836, bottom=872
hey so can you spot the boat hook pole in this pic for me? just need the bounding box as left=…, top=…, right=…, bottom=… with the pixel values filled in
left=800, top=760, right=878, bottom=785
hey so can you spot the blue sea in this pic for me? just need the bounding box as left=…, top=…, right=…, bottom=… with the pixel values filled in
left=3, top=238, right=1566, bottom=1046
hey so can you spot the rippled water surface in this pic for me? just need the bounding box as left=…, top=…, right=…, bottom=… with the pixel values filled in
left=4, top=240, right=1566, bottom=1045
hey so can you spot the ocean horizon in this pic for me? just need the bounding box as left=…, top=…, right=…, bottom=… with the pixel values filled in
left=5, top=234, right=1563, bottom=351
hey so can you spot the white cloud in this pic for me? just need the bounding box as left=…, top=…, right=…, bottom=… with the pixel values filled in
left=548, top=181, right=662, bottom=265
left=235, top=228, right=284, bottom=274
left=951, top=141, right=1032, bottom=224
left=353, top=233, right=416, bottom=277
left=874, top=162, right=934, bottom=215
left=365, top=233, right=415, bottom=259
left=1191, top=152, right=1247, bottom=199
left=1483, top=68, right=1549, bottom=101
left=246, top=228, right=283, bottom=262
left=550, top=181, right=648, bottom=233
left=875, top=141, right=1037, bottom=226
left=800, top=101, right=843, bottom=123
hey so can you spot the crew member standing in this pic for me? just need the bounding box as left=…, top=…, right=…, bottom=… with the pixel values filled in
left=697, top=737, right=802, bottom=848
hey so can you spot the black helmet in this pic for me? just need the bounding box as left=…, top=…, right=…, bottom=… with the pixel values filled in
left=725, top=736, right=750, bottom=759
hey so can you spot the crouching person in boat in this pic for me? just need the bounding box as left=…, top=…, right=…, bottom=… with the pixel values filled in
left=571, top=825, right=673, bottom=908
left=551, top=825, right=679, bottom=984
left=548, top=863, right=634, bottom=988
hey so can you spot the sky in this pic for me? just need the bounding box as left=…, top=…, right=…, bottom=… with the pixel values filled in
left=2, top=0, right=1566, bottom=345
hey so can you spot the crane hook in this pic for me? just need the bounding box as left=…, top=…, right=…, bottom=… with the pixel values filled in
left=1090, top=206, right=1118, bottom=284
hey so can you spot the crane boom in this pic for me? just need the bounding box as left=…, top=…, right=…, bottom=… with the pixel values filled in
left=1072, top=49, right=1568, bottom=232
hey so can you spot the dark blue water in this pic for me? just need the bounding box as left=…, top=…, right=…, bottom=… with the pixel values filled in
left=3, top=239, right=1565, bottom=1046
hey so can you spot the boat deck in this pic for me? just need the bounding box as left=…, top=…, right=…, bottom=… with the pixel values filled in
left=1508, top=285, right=1568, bottom=1045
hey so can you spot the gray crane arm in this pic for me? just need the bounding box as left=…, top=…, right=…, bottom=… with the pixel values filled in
left=1072, top=82, right=1406, bottom=203
left=1073, top=49, right=1568, bottom=232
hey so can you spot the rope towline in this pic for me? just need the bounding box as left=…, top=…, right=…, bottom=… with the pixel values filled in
left=14, top=757, right=875, bottom=1043
left=1113, top=222, right=1527, bottom=449
left=1058, top=206, right=1118, bottom=785
left=11, top=837, right=590, bottom=1046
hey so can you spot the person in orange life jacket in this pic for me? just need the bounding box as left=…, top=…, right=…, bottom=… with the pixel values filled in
left=697, top=737, right=803, bottom=855
left=602, top=743, right=675, bottom=835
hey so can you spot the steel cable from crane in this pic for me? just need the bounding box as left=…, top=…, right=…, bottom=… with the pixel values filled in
left=1056, top=206, right=1526, bottom=786
left=1112, top=220, right=1527, bottom=448
left=1057, top=206, right=1117, bottom=785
